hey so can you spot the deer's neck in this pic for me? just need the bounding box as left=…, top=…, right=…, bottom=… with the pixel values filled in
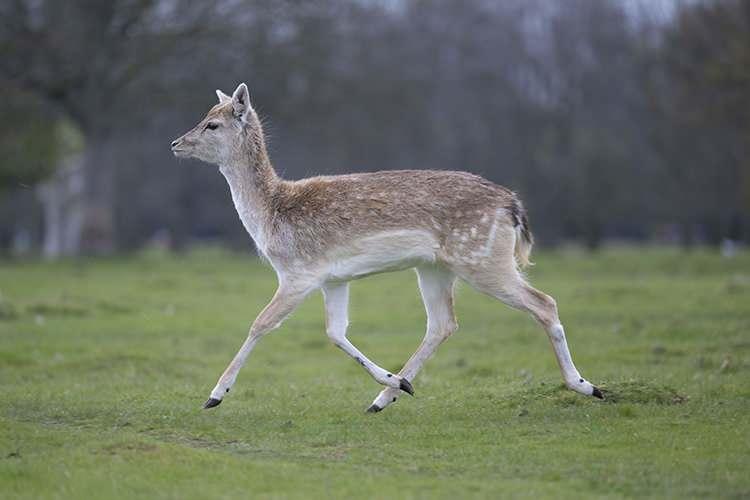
left=219, top=135, right=279, bottom=254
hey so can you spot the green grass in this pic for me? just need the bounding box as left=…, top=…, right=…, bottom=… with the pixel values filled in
left=1, top=247, right=749, bottom=499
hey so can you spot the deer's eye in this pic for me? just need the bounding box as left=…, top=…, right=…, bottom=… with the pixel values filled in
left=205, top=122, right=219, bottom=131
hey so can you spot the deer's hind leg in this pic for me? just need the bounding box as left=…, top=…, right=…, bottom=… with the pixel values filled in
left=368, top=265, right=457, bottom=412
left=455, top=231, right=602, bottom=399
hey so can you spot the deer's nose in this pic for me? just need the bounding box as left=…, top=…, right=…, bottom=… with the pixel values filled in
left=171, top=139, right=180, bottom=148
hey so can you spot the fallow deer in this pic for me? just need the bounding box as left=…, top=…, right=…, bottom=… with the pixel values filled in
left=171, top=83, right=602, bottom=412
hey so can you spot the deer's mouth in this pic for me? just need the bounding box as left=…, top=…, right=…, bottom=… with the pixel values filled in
left=171, top=138, right=191, bottom=158
left=171, top=142, right=191, bottom=158
left=171, top=147, right=190, bottom=158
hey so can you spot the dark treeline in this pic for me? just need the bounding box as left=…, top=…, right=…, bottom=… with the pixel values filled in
left=1, top=0, right=748, bottom=256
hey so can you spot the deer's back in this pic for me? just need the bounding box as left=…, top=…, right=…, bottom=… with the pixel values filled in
left=267, top=170, right=519, bottom=262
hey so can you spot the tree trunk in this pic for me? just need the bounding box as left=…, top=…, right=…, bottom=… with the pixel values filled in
left=79, top=136, right=116, bottom=255
left=37, top=135, right=118, bottom=258
left=37, top=155, right=86, bottom=259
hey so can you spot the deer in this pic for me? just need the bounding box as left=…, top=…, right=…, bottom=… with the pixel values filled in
left=170, top=82, right=603, bottom=413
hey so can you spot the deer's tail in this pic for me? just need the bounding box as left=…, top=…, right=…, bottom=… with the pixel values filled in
left=510, top=197, right=534, bottom=269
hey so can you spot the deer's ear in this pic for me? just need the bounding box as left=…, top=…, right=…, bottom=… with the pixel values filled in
left=231, top=83, right=251, bottom=122
left=216, top=89, right=231, bottom=104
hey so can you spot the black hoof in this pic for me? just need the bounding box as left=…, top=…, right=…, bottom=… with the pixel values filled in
left=592, top=387, right=604, bottom=399
left=366, top=404, right=382, bottom=413
left=203, top=397, right=222, bottom=409
left=399, top=378, right=415, bottom=396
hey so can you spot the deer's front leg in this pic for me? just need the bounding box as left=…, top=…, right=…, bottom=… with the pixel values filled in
left=203, top=284, right=310, bottom=409
left=322, top=282, right=415, bottom=396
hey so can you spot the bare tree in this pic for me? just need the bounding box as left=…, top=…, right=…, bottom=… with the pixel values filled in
left=0, top=0, right=224, bottom=255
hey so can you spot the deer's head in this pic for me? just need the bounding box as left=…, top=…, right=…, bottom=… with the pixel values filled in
left=171, top=83, right=261, bottom=167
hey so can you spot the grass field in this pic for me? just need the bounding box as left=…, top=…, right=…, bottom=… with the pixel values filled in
left=1, top=247, right=749, bottom=499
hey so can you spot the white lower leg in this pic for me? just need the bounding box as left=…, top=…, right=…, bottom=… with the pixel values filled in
left=323, top=283, right=411, bottom=393
left=209, top=334, right=262, bottom=400
left=204, top=285, right=308, bottom=408
left=517, top=283, right=601, bottom=399
left=548, top=323, right=596, bottom=396
left=370, top=331, right=444, bottom=409
left=334, top=339, right=406, bottom=389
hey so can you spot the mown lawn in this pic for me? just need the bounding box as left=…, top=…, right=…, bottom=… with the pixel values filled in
left=1, top=247, right=748, bottom=499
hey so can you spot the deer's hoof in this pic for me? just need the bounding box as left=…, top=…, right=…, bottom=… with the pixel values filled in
left=399, top=378, right=415, bottom=396
left=366, top=404, right=382, bottom=413
left=592, top=387, right=604, bottom=399
left=203, top=397, right=222, bottom=409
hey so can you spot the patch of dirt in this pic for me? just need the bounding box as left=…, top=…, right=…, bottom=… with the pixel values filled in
left=101, top=441, right=158, bottom=455
left=592, top=380, right=686, bottom=405
left=504, top=379, right=687, bottom=407
left=0, top=295, right=19, bottom=320
left=94, top=300, right=133, bottom=314
left=26, top=301, right=89, bottom=317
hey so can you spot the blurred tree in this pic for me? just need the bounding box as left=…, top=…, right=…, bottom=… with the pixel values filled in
left=0, top=89, right=61, bottom=190
left=1, top=0, right=747, bottom=254
left=661, top=0, right=750, bottom=244
left=0, top=0, right=223, bottom=255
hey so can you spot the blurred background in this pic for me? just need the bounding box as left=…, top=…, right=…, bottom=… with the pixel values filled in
left=0, top=0, right=748, bottom=258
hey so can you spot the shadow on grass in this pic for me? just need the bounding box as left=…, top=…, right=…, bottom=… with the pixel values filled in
left=0, top=296, right=134, bottom=321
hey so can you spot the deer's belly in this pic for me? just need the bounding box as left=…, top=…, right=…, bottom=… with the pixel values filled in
left=326, top=229, right=439, bottom=282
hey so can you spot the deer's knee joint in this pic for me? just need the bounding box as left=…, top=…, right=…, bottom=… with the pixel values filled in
left=248, top=330, right=266, bottom=341
left=540, top=294, right=558, bottom=316
left=445, top=319, right=458, bottom=337
left=327, top=332, right=347, bottom=346
left=326, top=321, right=348, bottom=343
left=530, top=294, right=559, bottom=329
left=548, top=298, right=558, bottom=315
left=428, top=317, right=457, bottom=344
left=528, top=287, right=557, bottom=311
left=250, top=319, right=282, bottom=339
left=327, top=332, right=348, bottom=349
